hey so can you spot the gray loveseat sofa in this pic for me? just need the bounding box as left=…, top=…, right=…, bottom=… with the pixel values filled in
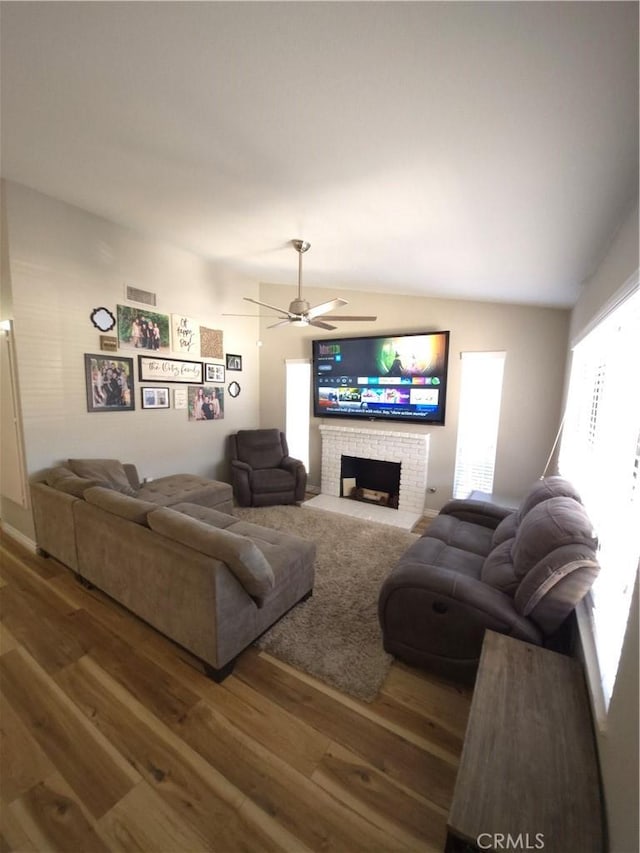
left=378, top=476, right=600, bottom=682
left=30, top=459, right=315, bottom=680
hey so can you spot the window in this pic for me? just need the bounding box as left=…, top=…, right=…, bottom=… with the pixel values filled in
left=285, top=359, right=311, bottom=471
left=560, top=286, right=640, bottom=711
left=453, top=351, right=506, bottom=499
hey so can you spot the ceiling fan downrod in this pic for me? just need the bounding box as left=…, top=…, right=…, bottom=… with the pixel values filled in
left=292, top=239, right=310, bottom=301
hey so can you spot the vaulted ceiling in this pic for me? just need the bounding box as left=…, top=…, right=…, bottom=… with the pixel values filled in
left=1, top=1, right=638, bottom=306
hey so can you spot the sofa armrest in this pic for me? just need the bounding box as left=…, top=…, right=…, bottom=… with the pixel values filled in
left=439, top=499, right=513, bottom=529
left=280, top=456, right=304, bottom=475
left=280, top=456, right=307, bottom=501
left=379, top=560, right=542, bottom=646
left=230, top=459, right=252, bottom=506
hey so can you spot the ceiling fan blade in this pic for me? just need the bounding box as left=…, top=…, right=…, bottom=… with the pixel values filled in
left=321, top=315, right=378, bottom=321
left=222, top=312, right=289, bottom=318
left=267, top=318, right=294, bottom=329
left=309, top=319, right=337, bottom=330
left=307, top=298, right=348, bottom=319
left=243, top=296, right=293, bottom=316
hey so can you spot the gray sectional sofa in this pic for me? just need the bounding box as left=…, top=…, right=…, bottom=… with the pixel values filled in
left=30, top=459, right=315, bottom=680
left=378, top=476, right=600, bottom=682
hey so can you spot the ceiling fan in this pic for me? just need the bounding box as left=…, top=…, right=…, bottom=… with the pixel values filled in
left=227, top=240, right=377, bottom=330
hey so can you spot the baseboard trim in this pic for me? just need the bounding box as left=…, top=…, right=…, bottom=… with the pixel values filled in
left=422, top=509, right=439, bottom=519
left=0, top=521, right=37, bottom=552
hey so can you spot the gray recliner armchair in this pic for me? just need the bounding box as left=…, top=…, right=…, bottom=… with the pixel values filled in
left=229, top=429, right=307, bottom=507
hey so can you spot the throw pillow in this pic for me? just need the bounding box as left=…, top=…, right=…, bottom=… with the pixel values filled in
left=44, top=466, right=76, bottom=487
left=147, top=507, right=275, bottom=606
left=68, top=458, right=137, bottom=497
left=55, top=475, right=102, bottom=497
left=84, top=487, right=158, bottom=526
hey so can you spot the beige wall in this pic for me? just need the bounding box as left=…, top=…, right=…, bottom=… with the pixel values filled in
left=569, top=203, right=639, bottom=853
left=0, top=181, right=261, bottom=541
left=258, top=281, right=570, bottom=512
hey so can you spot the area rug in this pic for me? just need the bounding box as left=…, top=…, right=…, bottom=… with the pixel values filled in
left=234, top=504, right=419, bottom=702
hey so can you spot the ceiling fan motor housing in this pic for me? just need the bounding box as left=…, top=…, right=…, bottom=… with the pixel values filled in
left=289, top=298, right=311, bottom=315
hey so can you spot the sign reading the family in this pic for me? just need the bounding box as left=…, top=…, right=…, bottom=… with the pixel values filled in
left=138, top=355, right=203, bottom=384
left=172, top=314, right=201, bottom=355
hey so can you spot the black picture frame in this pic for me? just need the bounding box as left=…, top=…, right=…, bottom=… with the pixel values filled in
left=205, top=362, right=225, bottom=383
left=226, top=353, right=242, bottom=371
left=141, top=386, right=170, bottom=409
left=138, top=354, right=203, bottom=384
left=85, top=354, right=135, bottom=412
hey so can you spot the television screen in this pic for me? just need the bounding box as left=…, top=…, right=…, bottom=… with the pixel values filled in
left=312, top=330, right=450, bottom=425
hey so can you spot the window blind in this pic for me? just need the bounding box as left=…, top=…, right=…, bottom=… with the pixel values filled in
left=560, top=286, right=640, bottom=705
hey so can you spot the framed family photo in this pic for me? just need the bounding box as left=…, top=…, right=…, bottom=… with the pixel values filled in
left=85, top=354, right=135, bottom=413
left=205, top=362, right=225, bottom=383
left=226, top=353, right=242, bottom=371
left=117, top=305, right=170, bottom=352
left=141, top=386, right=170, bottom=409
left=187, top=386, right=225, bottom=421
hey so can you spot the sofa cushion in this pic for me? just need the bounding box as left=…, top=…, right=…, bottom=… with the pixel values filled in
left=423, top=514, right=495, bottom=558
left=84, top=486, right=158, bottom=525
left=491, top=513, right=518, bottom=547
left=512, top=496, right=597, bottom=580
left=481, top=538, right=519, bottom=595
left=235, top=429, right=284, bottom=469
left=251, top=467, right=295, bottom=494
left=514, top=543, right=600, bottom=621
left=170, top=503, right=238, bottom=528
left=400, top=535, right=485, bottom=579
left=136, top=475, right=232, bottom=508
left=147, top=507, right=275, bottom=606
left=68, top=458, right=137, bottom=496
left=516, top=476, right=582, bottom=523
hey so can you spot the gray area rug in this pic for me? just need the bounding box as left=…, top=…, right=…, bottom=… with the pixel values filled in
left=234, top=504, right=419, bottom=701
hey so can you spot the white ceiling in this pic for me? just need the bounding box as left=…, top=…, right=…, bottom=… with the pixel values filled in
left=1, top=1, right=638, bottom=307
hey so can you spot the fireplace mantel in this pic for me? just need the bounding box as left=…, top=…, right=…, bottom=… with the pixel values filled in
left=319, top=424, right=430, bottom=515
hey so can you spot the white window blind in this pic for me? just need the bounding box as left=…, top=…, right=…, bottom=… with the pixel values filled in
left=559, top=286, right=640, bottom=707
left=285, top=359, right=311, bottom=471
left=453, top=351, right=506, bottom=499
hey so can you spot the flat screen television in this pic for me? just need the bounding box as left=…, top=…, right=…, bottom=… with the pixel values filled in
left=312, top=330, right=450, bottom=425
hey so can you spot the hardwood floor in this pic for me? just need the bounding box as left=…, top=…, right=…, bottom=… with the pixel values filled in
left=0, top=531, right=471, bottom=852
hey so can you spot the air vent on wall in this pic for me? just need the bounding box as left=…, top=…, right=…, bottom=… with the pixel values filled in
left=124, top=284, right=157, bottom=307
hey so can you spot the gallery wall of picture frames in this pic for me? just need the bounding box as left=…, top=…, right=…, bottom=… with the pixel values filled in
left=88, top=302, right=244, bottom=415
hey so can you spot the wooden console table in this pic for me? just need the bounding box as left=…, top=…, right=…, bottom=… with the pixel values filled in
left=446, top=631, right=603, bottom=853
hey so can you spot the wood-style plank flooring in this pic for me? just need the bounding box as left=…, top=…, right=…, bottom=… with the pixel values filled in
left=0, top=531, right=472, bottom=852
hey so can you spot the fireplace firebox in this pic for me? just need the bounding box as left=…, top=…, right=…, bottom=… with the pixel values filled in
left=340, top=455, right=401, bottom=509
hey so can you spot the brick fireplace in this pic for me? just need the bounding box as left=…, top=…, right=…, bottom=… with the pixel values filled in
left=318, top=424, right=430, bottom=516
